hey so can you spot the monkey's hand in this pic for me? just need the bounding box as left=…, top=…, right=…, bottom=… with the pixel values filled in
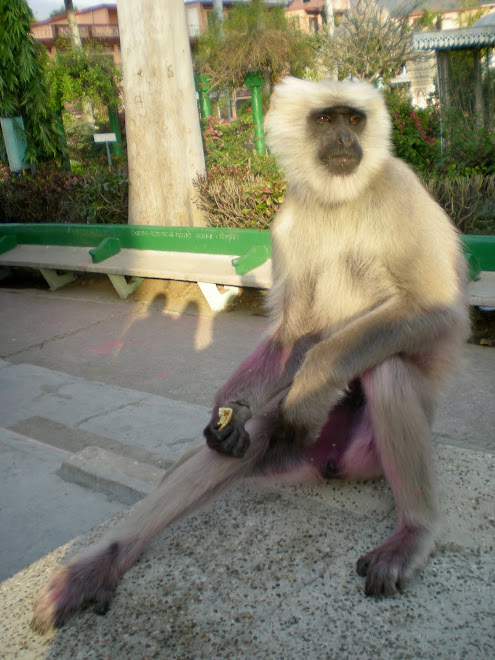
left=203, top=401, right=252, bottom=458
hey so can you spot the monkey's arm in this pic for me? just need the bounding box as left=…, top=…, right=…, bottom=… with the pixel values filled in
left=204, top=334, right=318, bottom=456
left=283, top=296, right=462, bottom=433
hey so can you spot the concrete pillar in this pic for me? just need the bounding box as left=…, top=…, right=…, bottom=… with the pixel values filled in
left=117, top=0, right=206, bottom=226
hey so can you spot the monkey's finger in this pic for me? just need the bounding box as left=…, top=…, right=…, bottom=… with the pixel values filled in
left=205, top=425, right=250, bottom=458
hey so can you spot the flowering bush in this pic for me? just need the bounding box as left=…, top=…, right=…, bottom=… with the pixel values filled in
left=194, top=112, right=287, bottom=228
left=201, top=115, right=257, bottom=170
left=385, top=90, right=438, bottom=175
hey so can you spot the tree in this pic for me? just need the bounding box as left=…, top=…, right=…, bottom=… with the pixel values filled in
left=322, top=0, right=419, bottom=84
left=64, top=0, right=82, bottom=49
left=0, top=0, right=66, bottom=163
left=195, top=0, right=318, bottom=91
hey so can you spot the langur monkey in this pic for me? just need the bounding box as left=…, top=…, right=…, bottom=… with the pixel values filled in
left=32, top=77, right=468, bottom=632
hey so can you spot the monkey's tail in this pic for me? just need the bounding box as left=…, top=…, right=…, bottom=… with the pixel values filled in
left=31, top=443, right=263, bottom=633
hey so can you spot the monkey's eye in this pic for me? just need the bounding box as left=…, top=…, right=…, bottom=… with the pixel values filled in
left=349, top=115, right=362, bottom=125
left=316, top=115, right=331, bottom=124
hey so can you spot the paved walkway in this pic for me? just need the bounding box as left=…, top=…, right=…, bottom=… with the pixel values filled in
left=0, top=280, right=493, bottom=658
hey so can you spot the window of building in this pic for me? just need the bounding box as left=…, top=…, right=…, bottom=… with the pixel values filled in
left=308, top=16, right=318, bottom=32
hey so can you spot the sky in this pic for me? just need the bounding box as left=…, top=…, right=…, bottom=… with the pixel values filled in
left=27, top=0, right=116, bottom=21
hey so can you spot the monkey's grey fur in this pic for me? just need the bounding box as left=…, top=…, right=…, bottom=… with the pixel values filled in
left=32, top=77, right=468, bottom=632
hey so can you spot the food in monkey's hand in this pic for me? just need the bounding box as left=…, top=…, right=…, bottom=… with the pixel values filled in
left=217, top=407, right=233, bottom=431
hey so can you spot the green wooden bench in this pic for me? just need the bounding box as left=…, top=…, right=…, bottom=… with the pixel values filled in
left=0, top=224, right=493, bottom=309
left=0, top=224, right=272, bottom=311
left=462, top=235, right=495, bottom=307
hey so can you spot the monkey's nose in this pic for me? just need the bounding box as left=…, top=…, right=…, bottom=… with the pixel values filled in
left=337, top=130, right=352, bottom=146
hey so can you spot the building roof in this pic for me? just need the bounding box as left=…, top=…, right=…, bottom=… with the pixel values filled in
left=183, top=0, right=289, bottom=5
left=474, top=11, right=495, bottom=26
left=31, top=3, right=117, bottom=26
left=412, top=25, right=495, bottom=50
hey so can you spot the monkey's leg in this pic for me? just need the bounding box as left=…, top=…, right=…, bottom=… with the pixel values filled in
left=31, top=403, right=283, bottom=633
left=356, top=356, right=438, bottom=597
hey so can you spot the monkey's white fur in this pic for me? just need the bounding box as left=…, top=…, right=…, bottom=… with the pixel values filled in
left=265, top=77, right=392, bottom=205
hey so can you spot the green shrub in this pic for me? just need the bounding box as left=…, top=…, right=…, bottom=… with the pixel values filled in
left=424, top=175, right=495, bottom=234
left=0, top=164, right=128, bottom=224
left=194, top=165, right=286, bottom=229
left=201, top=115, right=254, bottom=169
left=64, top=119, right=102, bottom=161
left=437, top=109, right=495, bottom=177
left=196, top=112, right=286, bottom=228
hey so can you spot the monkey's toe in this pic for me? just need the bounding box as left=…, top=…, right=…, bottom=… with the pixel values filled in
left=323, top=460, right=341, bottom=480
left=357, top=549, right=406, bottom=597
left=93, top=599, right=110, bottom=616
left=356, top=553, right=371, bottom=577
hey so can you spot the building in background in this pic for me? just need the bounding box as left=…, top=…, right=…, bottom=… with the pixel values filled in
left=31, top=1, right=350, bottom=52
left=31, top=3, right=121, bottom=63
left=285, top=0, right=349, bottom=33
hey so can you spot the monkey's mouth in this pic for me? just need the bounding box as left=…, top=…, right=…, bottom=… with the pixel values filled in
left=321, top=152, right=361, bottom=176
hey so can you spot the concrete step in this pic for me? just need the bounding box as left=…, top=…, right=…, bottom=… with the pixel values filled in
left=58, top=446, right=167, bottom=505
left=10, top=415, right=175, bottom=471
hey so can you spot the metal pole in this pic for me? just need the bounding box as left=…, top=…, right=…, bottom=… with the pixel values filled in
left=108, top=105, right=123, bottom=156
left=245, top=72, right=266, bottom=156
left=195, top=75, right=212, bottom=118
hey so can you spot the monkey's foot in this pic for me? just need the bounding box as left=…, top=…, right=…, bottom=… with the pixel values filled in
left=356, top=524, right=434, bottom=597
left=31, top=543, right=121, bottom=633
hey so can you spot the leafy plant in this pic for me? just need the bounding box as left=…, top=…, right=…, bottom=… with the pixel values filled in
left=424, top=175, right=495, bottom=234
left=0, top=164, right=128, bottom=224
left=0, top=0, right=66, bottom=163
left=194, top=114, right=286, bottom=228
left=46, top=40, right=122, bottom=116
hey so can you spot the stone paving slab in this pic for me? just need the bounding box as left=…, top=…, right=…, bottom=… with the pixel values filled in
left=1, top=444, right=493, bottom=659
left=0, top=361, right=208, bottom=460
left=0, top=428, right=124, bottom=582
left=0, top=284, right=493, bottom=658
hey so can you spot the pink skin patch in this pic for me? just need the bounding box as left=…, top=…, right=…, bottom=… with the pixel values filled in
left=278, top=345, right=293, bottom=375
left=150, top=369, right=168, bottom=381
left=86, top=339, right=125, bottom=355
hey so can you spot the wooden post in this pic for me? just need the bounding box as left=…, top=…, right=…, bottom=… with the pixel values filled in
left=473, top=49, right=484, bottom=127
left=116, top=0, right=206, bottom=226
left=436, top=50, right=450, bottom=153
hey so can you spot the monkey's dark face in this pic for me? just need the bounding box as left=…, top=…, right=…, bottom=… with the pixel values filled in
left=308, top=106, right=366, bottom=177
